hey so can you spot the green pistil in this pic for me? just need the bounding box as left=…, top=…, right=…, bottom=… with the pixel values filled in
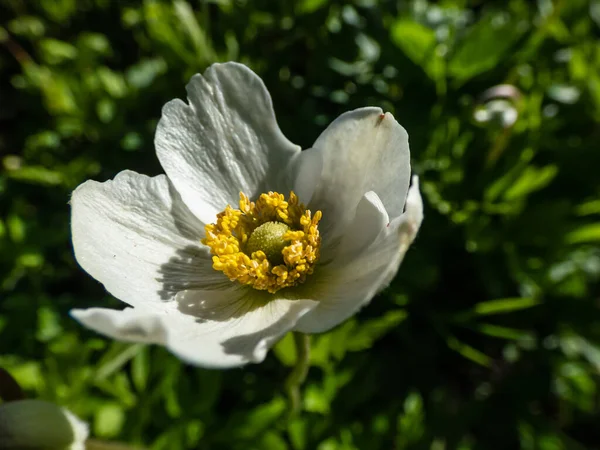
left=245, top=221, right=291, bottom=265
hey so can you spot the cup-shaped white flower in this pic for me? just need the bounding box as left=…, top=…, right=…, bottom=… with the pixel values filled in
left=70, top=62, right=423, bottom=368
left=0, top=399, right=88, bottom=450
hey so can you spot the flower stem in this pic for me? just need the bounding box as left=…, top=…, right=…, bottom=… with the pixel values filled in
left=284, top=332, right=311, bottom=419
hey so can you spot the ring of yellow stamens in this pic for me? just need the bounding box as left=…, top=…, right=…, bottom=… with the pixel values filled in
left=202, top=191, right=322, bottom=293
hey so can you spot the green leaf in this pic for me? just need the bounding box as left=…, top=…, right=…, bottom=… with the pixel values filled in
left=6, top=165, right=64, bottom=186
left=296, top=0, right=328, bottom=14
left=39, top=38, right=77, bottom=64
left=94, top=343, right=144, bottom=382
left=288, top=418, right=308, bottom=450
left=226, top=398, right=286, bottom=440
left=143, top=1, right=195, bottom=64
left=0, top=360, right=44, bottom=392
left=258, top=432, right=288, bottom=450
left=304, top=384, right=330, bottom=414
left=447, top=336, right=492, bottom=367
left=485, top=149, right=534, bottom=202
left=125, top=58, right=167, bottom=89
left=576, top=200, right=600, bottom=216
left=96, top=98, right=116, bottom=123
left=473, top=323, right=532, bottom=340
left=390, top=19, right=444, bottom=81
left=22, top=64, right=78, bottom=115
left=173, top=0, right=216, bottom=64
left=7, top=215, right=26, bottom=242
left=396, top=392, right=425, bottom=446
left=566, top=224, right=600, bottom=244
left=95, top=372, right=137, bottom=407
left=449, top=14, right=523, bottom=82
left=8, top=16, right=45, bottom=38
left=346, top=310, right=408, bottom=351
left=131, top=346, right=149, bottom=392
left=77, top=32, right=112, bottom=56
left=503, top=165, right=558, bottom=200
left=36, top=306, right=62, bottom=342
left=272, top=331, right=296, bottom=367
left=473, top=298, right=540, bottom=316
left=97, top=67, right=128, bottom=98
left=94, top=402, right=125, bottom=438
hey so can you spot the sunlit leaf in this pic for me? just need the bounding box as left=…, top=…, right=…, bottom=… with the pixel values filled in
left=447, top=336, right=492, bottom=367
left=390, top=19, right=444, bottom=82
left=273, top=332, right=296, bottom=367
left=131, top=346, right=149, bottom=392
left=503, top=165, right=558, bottom=200
left=396, top=392, right=425, bottom=446
left=473, top=323, right=531, bottom=340
left=473, top=298, right=540, bottom=316
left=39, top=38, right=77, bottom=64
left=94, top=343, right=144, bottom=382
left=94, top=402, right=125, bottom=438
left=173, top=0, right=216, bottom=64
left=449, top=14, right=524, bottom=82
left=296, top=0, right=328, bottom=14
left=6, top=165, right=64, bottom=186
left=566, top=224, right=600, bottom=244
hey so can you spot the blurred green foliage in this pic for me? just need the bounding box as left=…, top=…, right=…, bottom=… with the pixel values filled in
left=1, top=0, right=600, bottom=448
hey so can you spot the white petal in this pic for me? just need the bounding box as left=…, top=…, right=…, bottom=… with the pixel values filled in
left=155, top=62, right=301, bottom=224
left=290, top=147, right=323, bottom=205
left=71, top=290, right=318, bottom=368
left=305, top=108, right=410, bottom=239
left=317, top=190, right=388, bottom=264
left=71, top=170, right=223, bottom=311
left=62, top=408, right=89, bottom=450
left=71, top=307, right=168, bottom=344
left=378, top=175, right=423, bottom=287
left=333, top=191, right=389, bottom=260
left=401, top=175, right=424, bottom=235
left=294, top=178, right=423, bottom=334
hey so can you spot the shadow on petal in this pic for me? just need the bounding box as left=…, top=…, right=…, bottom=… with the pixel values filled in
left=220, top=301, right=315, bottom=361
left=115, top=314, right=168, bottom=343
left=153, top=182, right=231, bottom=301
left=174, top=286, right=317, bottom=363
left=157, top=245, right=232, bottom=301
left=167, top=181, right=207, bottom=240
left=175, top=288, right=269, bottom=322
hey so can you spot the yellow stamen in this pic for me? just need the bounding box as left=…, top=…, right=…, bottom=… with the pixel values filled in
left=202, top=191, right=322, bottom=293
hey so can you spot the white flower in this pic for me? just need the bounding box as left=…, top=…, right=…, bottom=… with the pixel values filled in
left=0, top=399, right=88, bottom=450
left=70, top=62, right=423, bottom=368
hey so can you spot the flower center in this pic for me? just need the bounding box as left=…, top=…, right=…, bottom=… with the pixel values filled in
left=245, top=221, right=291, bottom=265
left=202, top=191, right=322, bottom=294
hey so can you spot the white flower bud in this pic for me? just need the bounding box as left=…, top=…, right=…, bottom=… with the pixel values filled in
left=0, top=399, right=88, bottom=450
